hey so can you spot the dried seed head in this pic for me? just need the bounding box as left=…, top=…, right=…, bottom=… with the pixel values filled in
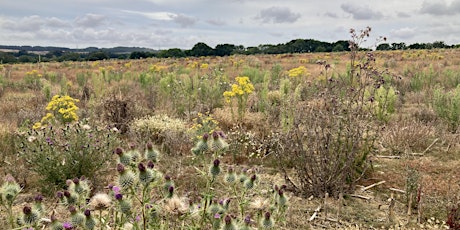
left=117, top=163, right=125, bottom=173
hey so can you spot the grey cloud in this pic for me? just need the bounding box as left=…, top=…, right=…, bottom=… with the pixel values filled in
left=420, top=0, right=460, bottom=15
left=171, top=14, right=197, bottom=27
left=390, top=27, right=417, bottom=39
left=1, top=15, right=43, bottom=31
left=74, top=14, right=107, bottom=28
left=206, top=19, right=226, bottom=26
left=341, top=3, right=383, bottom=20
left=257, top=6, right=301, bottom=23
left=397, top=12, right=411, bottom=18
left=324, top=12, right=339, bottom=18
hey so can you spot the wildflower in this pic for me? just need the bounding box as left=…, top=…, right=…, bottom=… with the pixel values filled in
left=260, top=212, right=274, bottom=229
left=145, top=142, right=160, bottom=163
left=89, top=193, right=112, bottom=210
left=22, top=205, right=40, bottom=225
left=221, top=215, right=236, bottom=230
left=27, top=135, right=37, bottom=142
left=225, top=166, right=236, bottom=183
left=115, top=147, right=132, bottom=166
left=62, top=222, right=73, bottom=230
left=117, top=163, right=136, bottom=189
left=138, top=162, right=154, bottom=184
left=288, top=66, right=309, bottom=77
left=244, top=174, right=257, bottom=190
left=82, top=124, right=91, bottom=130
left=84, top=209, right=97, bottom=230
left=209, top=159, right=221, bottom=178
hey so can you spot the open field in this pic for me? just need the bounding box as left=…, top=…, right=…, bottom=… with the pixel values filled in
left=1, top=48, right=460, bottom=229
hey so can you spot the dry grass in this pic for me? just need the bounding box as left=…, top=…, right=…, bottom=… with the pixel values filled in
left=1, top=49, right=460, bottom=229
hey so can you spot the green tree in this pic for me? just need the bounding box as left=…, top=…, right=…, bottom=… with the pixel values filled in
left=189, top=42, right=214, bottom=56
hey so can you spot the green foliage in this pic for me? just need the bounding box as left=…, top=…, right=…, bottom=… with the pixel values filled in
left=17, top=121, right=120, bottom=193
left=365, top=85, right=398, bottom=123
left=432, top=85, right=460, bottom=132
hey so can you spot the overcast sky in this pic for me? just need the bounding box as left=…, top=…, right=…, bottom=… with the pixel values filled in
left=1, top=0, right=459, bottom=49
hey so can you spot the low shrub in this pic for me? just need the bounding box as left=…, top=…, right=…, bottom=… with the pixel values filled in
left=16, top=120, right=120, bottom=193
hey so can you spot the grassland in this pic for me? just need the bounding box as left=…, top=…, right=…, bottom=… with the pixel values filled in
left=1, top=48, right=459, bottom=229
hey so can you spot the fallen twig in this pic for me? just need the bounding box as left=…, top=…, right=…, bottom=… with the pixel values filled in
left=362, top=181, right=386, bottom=191
left=349, top=194, right=371, bottom=200
left=389, top=188, right=406, bottom=194
left=375, top=155, right=401, bottom=159
left=309, top=205, right=322, bottom=222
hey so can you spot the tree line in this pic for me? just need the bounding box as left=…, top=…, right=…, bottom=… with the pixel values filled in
left=1, top=39, right=458, bottom=64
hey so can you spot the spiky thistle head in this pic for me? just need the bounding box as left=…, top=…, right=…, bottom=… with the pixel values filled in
left=222, top=215, right=236, bottom=230
left=225, top=166, right=236, bottom=184
left=260, top=212, right=274, bottom=229
left=84, top=209, right=96, bottom=230
left=115, top=147, right=132, bottom=165
left=117, top=165, right=136, bottom=189
left=145, top=142, right=160, bottom=162
left=209, top=159, right=221, bottom=178
left=138, top=162, right=154, bottom=184
left=127, top=143, right=141, bottom=163
left=244, top=174, right=257, bottom=190
left=0, top=175, right=21, bottom=204
left=22, top=205, right=40, bottom=225
left=166, top=185, right=175, bottom=198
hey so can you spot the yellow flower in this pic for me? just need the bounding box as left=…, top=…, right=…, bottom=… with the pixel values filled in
left=200, top=63, right=209, bottom=69
left=288, top=66, right=309, bottom=77
left=32, top=122, right=42, bottom=130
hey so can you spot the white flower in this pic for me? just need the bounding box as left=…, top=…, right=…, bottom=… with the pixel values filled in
left=82, top=124, right=91, bottom=130
left=27, top=136, right=37, bottom=142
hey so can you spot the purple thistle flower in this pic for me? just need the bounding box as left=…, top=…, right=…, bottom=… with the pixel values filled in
left=213, top=159, right=220, bottom=167
left=202, top=133, right=209, bottom=141
left=212, top=131, right=219, bottom=139
left=116, top=163, right=125, bottom=173
left=23, top=205, right=32, bottom=214
left=56, top=191, right=64, bottom=199
left=34, top=194, right=43, bottom=202
left=244, top=215, right=251, bottom=224
left=138, top=163, right=146, bottom=172
left=224, top=215, right=232, bottom=224
left=62, top=222, right=73, bottom=229
left=146, top=142, right=153, bottom=150
left=214, top=213, right=221, bottom=219
left=114, top=147, right=123, bottom=155
left=84, top=209, right=91, bottom=217
left=115, top=193, right=123, bottom=200
left=147, top=161, right=155, bottom=169
left=112, top=186, right=120, bottom=194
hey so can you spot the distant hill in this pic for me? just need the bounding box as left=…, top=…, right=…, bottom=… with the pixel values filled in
left=0, top=45, right=158, bottom=54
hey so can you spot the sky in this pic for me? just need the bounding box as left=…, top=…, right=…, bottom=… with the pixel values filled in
left=0, top=0, right=459, bottom=50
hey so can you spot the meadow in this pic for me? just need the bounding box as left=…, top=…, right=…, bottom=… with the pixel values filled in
left=1, top=34, right=460, bottom=229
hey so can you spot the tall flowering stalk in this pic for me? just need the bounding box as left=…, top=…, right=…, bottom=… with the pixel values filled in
left=223, top=76, right=255, bottom=122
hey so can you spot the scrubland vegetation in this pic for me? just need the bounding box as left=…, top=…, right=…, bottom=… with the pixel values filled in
left=1, top=28, right=460, bottom=229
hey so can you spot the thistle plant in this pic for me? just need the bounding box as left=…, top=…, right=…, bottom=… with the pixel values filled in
left=0, top=174, right=22, bottom=229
